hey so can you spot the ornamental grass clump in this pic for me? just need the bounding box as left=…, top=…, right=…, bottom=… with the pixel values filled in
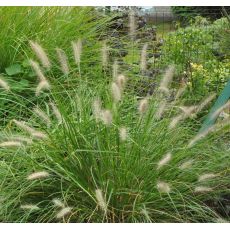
left=0, top=41, right=229, bottom=223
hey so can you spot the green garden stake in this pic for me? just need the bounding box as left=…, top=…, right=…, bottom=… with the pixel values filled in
left=199, top=79, right=230, bottom=133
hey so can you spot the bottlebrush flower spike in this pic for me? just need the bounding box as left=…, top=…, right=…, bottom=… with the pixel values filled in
left=33, top=106, right=51, bottom=127
left=102, top=41, right=108, bottom=67
left=159, top=65, right=175, bottom=95
left=129, top=10, right=136, bottom=40
left=198, top=173, right=217, bottom=182
left=56, top=48, right=69, bottom=75
left=113, top=60, right=118, bottom=80
left=35, top=80, right=51, bottom=96
left=21, top=204, right=40, bottom=211
left=194, top=186, right=213, bottom=193
left=179, top=159, right=193, bottom=170
left=50, top=102, right=62, bottom=124
left=0, top=76, right=10, bottom=91
left=52, top=198, right=65, bottom=208
left=56, top=207, right=72, bottom=219
left=119, top=127, right=128, bottom=142
left=95, top=189, right=107, bottom=213
left=116, top=74, right=126, bottom=90
left=157, top=181, right=171, bottom=193
left=27, top=171, right=49, bottom=180
left=0, top=141, right=23, bottom=148
left=140, top=43, right=148, bottom=72
left=29, top=41, right=51, bottom=69
left=72, top=39, right=82, bottom=65
left=157, top=152, right=172, bottom=169
left=92, top=98, right=102, bottom=122
left=111, top=82, right=121, bottom=103
left=101, top=109, right=113, bottom=126
left=138, top=98, right=148, bottom=115
left=29, top=60, right=47, bottom=82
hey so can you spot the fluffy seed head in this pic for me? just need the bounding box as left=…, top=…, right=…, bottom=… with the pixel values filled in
left=129, top=10, right=136, bottom=39
left=92, top=98, right=102, bottom=122
left=179, top=159, right=193, bottom=170
left=52, top=198, right=65, bottom=208
left=31, top=131, right=48, bottom=140
left=56, top=207, right=72, bottom=219
left=21, top=204, right=40, bottom=211
left=35, top=80, right=51, bottom=96
left=169, top=106, right=196, bottom=129
left=113, top=60, right=118, bottom=79
left=7, top=136, right=33, bottom=144
left=50, top=102, right=62, bottom=124
left=157, top=181, right=171, bottom=193
left=95, top=189, right=107, bottom=213
left=194, top=186, right=213, bottom=193
left=140, top=43, right=148, bottom=72
left=29, top=60, right=47, bottom=82
left=27, top=171, right=49, bottom=180
left=0, top=141, right=23, bottom=148
left=188, top=126, right=214, bottom=148
left=198, top=173, right=217, bottom=182
left=29, top=41, right=51, bottom=69
left=33, top=106, right=51, bottom=127
left=72, top=39, right=82, bottom=65
left=157, top=152, right=172, bottom=170
left=111, top=82, right=121, bottom=103
left=116, top=74, right=126, bottom=90
left=56, top=48, right=69, bottom=75
left=0, top=76, right=10, bottom=91
left=195, top=93, right=216, bottom=114
left=102, top=41, right=108, bottom=67
left=173, top=85, right=187, bottom=102
left=101, top=109, right=113, bottom=126
left=159, top=65, right=175, bottom=95
left=13, top=119, right=36, bottom=134
left=138, top=98, right=148, bottom=114
left=119, top=127, right=128, bottom=142
left=210, top=101, right=230, bottom=121
left=155, top=100, right=167, bottom=120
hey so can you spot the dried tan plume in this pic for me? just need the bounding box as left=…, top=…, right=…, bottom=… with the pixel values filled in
left=155, top=100, right=167, bottom=120
left=157, top=152, right=172, bottom=169
left=27, top=171, right=49, bottom=180
left=210, top=101, right=230, bottom=121
left=138, top=98, right=148, bottom=115
left=195, top=93, right=216, bottom=115
left=7, top=135, right=33, bottom=144
left=116, top=74, right=126, bottom=90
left=35, top=80, right=51, bottom=96
left=92, top=98, right=102, bottom=122
left=119, top=127, right=128, bottom=142
left=169, top=106, right=196, bottom=129
left=194, top=186, right=213, bottom=193
left=29, top=60, right=47, bottom=82
left=179, top=159, right=193, bottom=170
left=56, top=207, right=72, bottom=219
left=0, top=141, right=23, bottom=148
left=159, top=65, right=175, bottom=95
left=140, top=43, right=148, bottom=72
left=198, top=173, right=217, bottom=182
left=113, top=60, right=119, bottom=80
left=0, top=76, right=10, bottom=91
left=72, top=39, right=82, bottom=65
left=29, top=41, right=51, bottom=69
left=21, top=204, right=40, bottom=211
left=50, top=102, right=62, bottom=124
left=129, top=10, right=136, bottom=39
left=101, top=109, right=113, bottom=126
left=33, top=106, right=51, bottom=127
left=52, top=198, right=65, bottom=208
left=102, top=41, right=108, bottom=67
left=111, top=82, right=121, bottom=103
left=157, top=181, right=171, bottom=193
left=56, top=48, right=69, bottom=75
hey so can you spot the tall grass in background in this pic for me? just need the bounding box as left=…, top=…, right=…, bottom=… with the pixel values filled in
left=0, top=40, right=229, bottom=223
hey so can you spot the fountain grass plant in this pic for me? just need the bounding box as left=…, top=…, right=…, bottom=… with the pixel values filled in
left=0, top=40, right=229, bottom=223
